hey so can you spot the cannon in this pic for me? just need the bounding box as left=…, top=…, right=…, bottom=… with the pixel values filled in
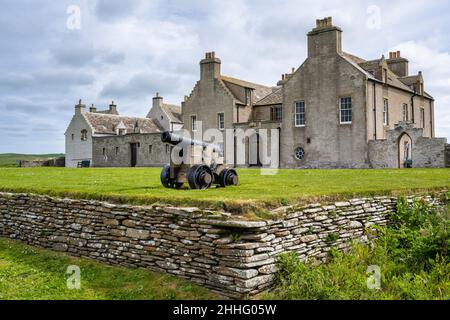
left=160, top=131, right=238, bottom=189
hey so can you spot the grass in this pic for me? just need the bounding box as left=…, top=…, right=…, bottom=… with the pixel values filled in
left=0, top=237, right=215, bottom=300
left=0, top=153, right=64, bottom=167
left=0, top=167, right=448, bottom=213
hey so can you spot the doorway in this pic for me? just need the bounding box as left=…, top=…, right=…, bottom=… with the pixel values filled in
left=248, top=133, right=262, bottom=167
left=398, top=133, right=412, bottom=168
left=130, top=143, right=138, bottom=167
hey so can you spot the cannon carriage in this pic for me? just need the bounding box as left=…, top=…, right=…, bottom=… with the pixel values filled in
left=160, top=131, right=238, bottom=189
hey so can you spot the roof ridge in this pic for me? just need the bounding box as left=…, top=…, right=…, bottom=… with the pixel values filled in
left=220, top=75, right=271, bottom=89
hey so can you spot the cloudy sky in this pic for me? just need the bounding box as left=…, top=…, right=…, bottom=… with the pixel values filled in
left=1, top=0, right=449, bottom=154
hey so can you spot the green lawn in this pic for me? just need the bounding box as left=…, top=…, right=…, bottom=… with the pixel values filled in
left=0, top=167, right=448, bottom=212
left=0, top=238, right=215, bottom=300
left=0, top=153, right=64, bottom=167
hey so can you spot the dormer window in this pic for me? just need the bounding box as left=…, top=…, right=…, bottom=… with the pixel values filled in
left=116, top=121, right=127, bottom=135
left=81, top=129, right=88, bottom=141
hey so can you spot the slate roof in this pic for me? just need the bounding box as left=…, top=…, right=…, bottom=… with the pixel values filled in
left=399, top=75, right=421, bottom=87
left=254, top=88, right=283, bottom=106
left=161, top=103, right=182, bottom=123
left=342, top=52, right=415, bottom=93
left=83, top=112, right=163, bottom=135
left=220, top=75, right=273, bottom=104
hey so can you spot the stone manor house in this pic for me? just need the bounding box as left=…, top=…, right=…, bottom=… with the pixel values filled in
left=65, top=17, right=450, bottom=169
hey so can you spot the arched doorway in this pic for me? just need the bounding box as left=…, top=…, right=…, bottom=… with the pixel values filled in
left=398, top=133, right=412, bottom=168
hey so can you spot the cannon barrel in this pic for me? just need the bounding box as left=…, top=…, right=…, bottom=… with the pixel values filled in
left=161, top=131, right=222, bottom=152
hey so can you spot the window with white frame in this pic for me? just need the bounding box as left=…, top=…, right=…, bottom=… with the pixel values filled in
left=383, top=99, right=389, bottom=125
left=402, top=103, right=409, bottom=122
left=420, top=108, right=425, bottom=128
left=270, top=106, right=282, bottom=121
left=339, top=97, right=352, bottom=124
left=294, top=101, right=305, bottom=126
left=191, top=115, right=197, bottom=131
left=217, top=113, right=225, bottom=130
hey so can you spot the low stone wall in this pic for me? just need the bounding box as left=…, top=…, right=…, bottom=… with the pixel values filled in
left=0, top=192, right=445, bottom=298
left=19, top=157, right=65, bottom=168
left=445, top=144, right=450, bottom=168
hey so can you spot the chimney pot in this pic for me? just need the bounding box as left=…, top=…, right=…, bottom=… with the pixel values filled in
left=396, top=50, right=400, bottom=57
left=291, top=67, right=295, bottom=73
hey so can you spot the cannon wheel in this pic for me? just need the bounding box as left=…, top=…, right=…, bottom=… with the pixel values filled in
left=187, top=165, right=213, bottom=190
left=219, top=168, right=239, bottom=187
left=160, top=164, right=183, bottom=189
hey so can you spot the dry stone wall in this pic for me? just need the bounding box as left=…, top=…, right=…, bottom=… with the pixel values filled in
left=0, top=192, right=445, bottom=298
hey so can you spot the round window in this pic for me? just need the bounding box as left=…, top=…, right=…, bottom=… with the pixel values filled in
left=294, top=147, right=305, bottom=160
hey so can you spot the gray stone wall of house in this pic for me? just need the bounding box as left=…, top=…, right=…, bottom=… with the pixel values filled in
left=92, top=133, right=170, bottom=167
left=0, top=192, right=446, bottom=298
left=181, top=56, right=236, bottom=157
left=280, top=26, right=370, bottom=169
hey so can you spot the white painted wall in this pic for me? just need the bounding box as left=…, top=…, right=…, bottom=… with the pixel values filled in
left=147, top=96, right=183, bottom=132
left=65, top=110, right=93, bottom=168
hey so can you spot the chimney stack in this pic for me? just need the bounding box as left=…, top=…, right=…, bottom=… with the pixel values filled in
left=153, top=92, right=163, bottom=109
left=109, top=101, right=118, bottom=115
left=89, top=104, right=97, bottom=113
left=200, top=51, right=221, bottom=81
left=387, top=50, right=409, bottom=77
left=307, top=17, right=342, bottom=57
left=75, top=99, right=86, bottom=115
